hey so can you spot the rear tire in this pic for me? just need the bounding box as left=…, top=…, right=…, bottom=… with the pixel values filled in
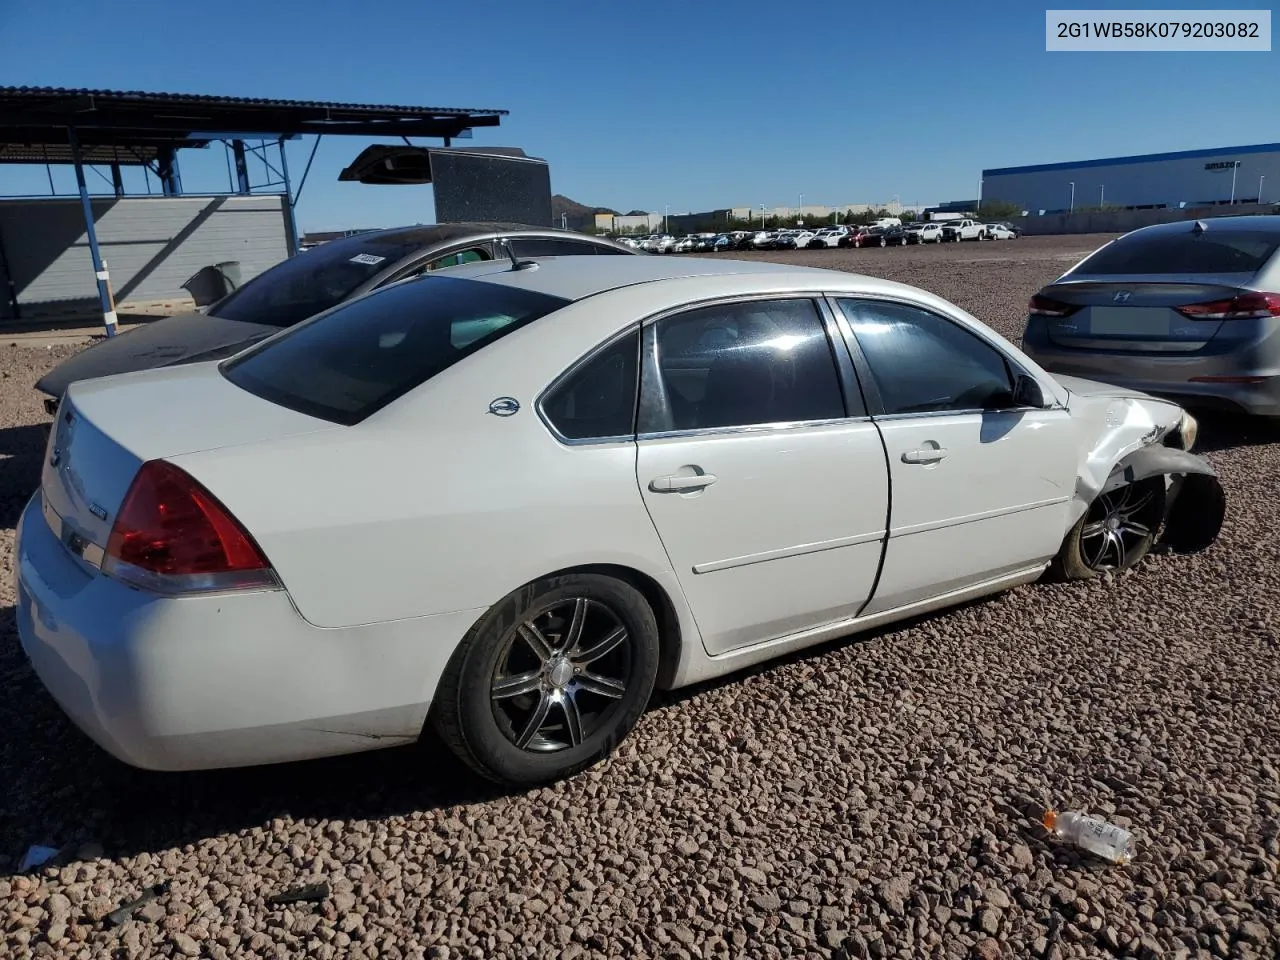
left=1049, top=479, right=1166, bottom=581
left=431, top=573, right=659, bottom=787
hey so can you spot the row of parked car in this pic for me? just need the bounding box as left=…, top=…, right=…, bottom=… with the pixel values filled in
left=616, top=219, right=1023, bottom=254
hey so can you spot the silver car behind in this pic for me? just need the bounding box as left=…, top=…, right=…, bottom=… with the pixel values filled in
left=1020, top=216, right=1280, bottom=416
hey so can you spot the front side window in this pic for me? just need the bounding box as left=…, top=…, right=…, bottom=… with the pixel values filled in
left=222, top=276, right=570, bottom=425
left=541, top=330, right=640, bottom=440
left=837, top=299, right=1014, bottom=416
left=640, top=298, right=848, bottom=434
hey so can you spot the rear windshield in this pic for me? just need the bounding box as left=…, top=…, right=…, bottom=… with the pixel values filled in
left=1075, top=229, right=1280, bottom=276
left=221, top=275, right=571, bottom=425
left=210, top=234, right=425, bottom=327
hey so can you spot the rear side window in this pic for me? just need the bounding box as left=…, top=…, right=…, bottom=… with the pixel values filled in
left=1076, top=230, right=1280, bottom=276
left=222, top=276, right=570, bottom=425
left=511, top=237, right=629, bottom=257
left=541, top=330, right=640, bottom=441
left=640, top=298, right=849, bottom=433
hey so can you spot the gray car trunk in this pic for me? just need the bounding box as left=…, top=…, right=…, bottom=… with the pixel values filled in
left=35, top=312, right=278, bottom=399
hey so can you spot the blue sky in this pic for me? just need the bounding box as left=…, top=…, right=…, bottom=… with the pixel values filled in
left=2, top=0, right=1275, bottom=231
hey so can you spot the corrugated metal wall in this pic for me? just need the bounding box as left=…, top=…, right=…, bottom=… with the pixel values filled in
left=0, top=195, right=290, bottom=320
left=984, top=149, right=1280, bottom=215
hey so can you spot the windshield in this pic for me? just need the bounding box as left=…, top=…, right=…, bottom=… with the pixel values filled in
left=211, top=233, right=425, bottom=327
left=222, top=275, right=571, bottom=426
left=1074, top=228, right=1280, bottom=276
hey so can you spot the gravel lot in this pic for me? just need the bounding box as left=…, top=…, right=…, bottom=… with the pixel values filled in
left=2, top=234, right=1279, bottom=959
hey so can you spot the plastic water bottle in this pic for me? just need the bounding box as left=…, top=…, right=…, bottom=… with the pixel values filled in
left=1043, top=809, right=1134, bottom=864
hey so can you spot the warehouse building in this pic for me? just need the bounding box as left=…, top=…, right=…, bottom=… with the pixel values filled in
left=982, top=142, right=1280, bottom=215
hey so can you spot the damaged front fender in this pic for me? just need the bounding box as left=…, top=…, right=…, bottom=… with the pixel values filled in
left=1103, top=445, right=1226, bottom=554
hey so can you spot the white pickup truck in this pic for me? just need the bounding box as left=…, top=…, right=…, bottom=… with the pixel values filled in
left=941, top=218, right=985, bottom=241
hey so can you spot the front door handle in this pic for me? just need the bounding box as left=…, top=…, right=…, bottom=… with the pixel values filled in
left=902, top=447, right=948, bottom=464
left=650, top=473, right=718, bottom=493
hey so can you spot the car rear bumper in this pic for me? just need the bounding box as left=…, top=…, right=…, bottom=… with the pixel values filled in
left=14, top=493, right=486, bottom=771
left=1023, top=334, right=1280, bottom=416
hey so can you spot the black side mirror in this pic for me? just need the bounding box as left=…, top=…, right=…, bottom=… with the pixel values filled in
left=1012, top=374, right=1048, bottom=409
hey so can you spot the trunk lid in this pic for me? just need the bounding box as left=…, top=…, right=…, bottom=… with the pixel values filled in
left=1039, top=278, right=1253, bottom=353
left=35, top=313, right=278, bottom=399
left=41, top=363, right=335, bottom=566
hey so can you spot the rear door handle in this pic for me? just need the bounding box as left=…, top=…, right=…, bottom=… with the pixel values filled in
left=650, top=473, right=718, bottom=493
left=902, top=448, right=948, bottom=464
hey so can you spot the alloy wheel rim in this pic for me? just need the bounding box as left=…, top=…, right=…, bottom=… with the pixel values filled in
left=1081, top=485, right=1156, bottom=570
left=490, top=598, right=631, bottom=753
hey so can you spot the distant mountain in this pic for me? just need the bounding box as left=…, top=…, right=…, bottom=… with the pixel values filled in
left=552, top=194, right=620, bottom=218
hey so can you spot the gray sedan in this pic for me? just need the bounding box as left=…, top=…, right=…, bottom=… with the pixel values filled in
left=36, top=222, right=638, bottom=409
left=1020, top=216, right=1280, bottom=417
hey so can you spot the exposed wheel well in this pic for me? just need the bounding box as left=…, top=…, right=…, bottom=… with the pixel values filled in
left=541, top=563, right=685, bottom=690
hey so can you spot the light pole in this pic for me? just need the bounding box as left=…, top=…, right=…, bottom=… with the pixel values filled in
left=1099, top=184, right=1105, bottom=207
left=1230, top=161, right=1239, bottom=204
left=664, top=204, right=669, bottom=233
left=1069, top=181, right=1075, bottom=213
left=977, top=179, right=983, bottom=216
left=1261, top=175, right=1267, bottom=203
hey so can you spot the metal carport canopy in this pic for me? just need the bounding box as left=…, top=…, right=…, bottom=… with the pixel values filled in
left=0, top=86, right=508, bottom=333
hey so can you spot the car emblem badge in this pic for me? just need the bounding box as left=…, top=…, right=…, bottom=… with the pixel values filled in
left=488, top=397, right=520, bottom=417
left=89, top=502, right=108, bottom=521
left=1113, top=291, right=1132, bottom=303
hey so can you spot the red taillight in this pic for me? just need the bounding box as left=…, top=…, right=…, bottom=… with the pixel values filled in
left=104, top=460, right=276, bottom=594
left=1175, top=291, right=1280, bottom=320
left=1028, top=294, right=1080, bottom=318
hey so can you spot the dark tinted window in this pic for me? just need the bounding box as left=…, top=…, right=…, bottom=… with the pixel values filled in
left=838, top=299, right=1014, bottom=415
left=541, top=331, right=639, bottom=440
left=1076, top=229, right=1280, bottom=275
left=222, top=276, right=570, bottom=426
left=211, top=234, right=423, bottom=327
left=641, top=299, right=848, bottom=433
left=511, top=237, right=627, bottom=257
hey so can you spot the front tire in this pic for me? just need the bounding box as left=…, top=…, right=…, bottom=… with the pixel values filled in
left=431, top=573, right=660, bottom=786
left=1050, top=479, right=1166, bottom=580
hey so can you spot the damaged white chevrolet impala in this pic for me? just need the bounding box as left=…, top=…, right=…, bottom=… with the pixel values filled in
left=15, top=254, right=1225, bottom=786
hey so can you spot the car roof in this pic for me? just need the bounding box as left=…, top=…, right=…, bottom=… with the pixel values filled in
left=303, top=221, right=629, bottom=257
left=409, top=253, right=874, bottom=301
left=1121, top=215, right=1280, bottom=240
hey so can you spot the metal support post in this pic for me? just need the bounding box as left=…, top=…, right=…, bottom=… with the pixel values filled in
left=278, top=137, right=299, bottom=256
left=111, top=163, right=124, bottom=196
left=232, top=140, right=251, bottom=194
left=157, top=146, right=183, bottom=196
left=68, top=128, right=117, bottom=337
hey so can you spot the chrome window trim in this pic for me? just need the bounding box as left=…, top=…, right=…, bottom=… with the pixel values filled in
left=636, top=414, right=874, bottom=443
left=870, top=405, right=1068, bottom=424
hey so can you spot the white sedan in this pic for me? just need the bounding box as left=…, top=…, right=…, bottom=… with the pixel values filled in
left=984, top=224, right=1018, bottom=240
left=15, top=254, right=1225, bottom=786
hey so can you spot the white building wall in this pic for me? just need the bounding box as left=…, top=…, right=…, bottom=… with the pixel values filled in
left=0, top=194, right=290, bottom=319
left=983, top=145, right=1280, bottom=214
